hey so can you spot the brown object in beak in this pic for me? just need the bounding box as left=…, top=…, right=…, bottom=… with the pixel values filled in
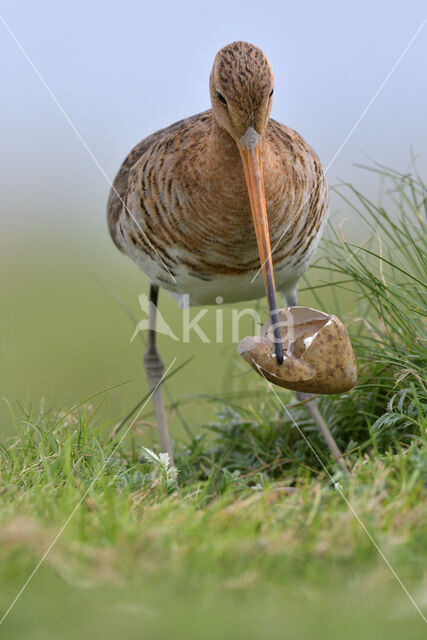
left=237, top=307, right=357, bottom=394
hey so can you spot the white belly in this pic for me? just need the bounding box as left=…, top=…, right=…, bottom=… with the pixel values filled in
left=126, top=231, right=315, bottom=307
left=165, top=263, right=306, bottom=307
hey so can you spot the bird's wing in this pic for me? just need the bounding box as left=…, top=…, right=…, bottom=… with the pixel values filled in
left=267, top=117, right=329, bottom=223
left=267, top=118, right=328, bottom=200
left=107, top=110, right=211, bottom=250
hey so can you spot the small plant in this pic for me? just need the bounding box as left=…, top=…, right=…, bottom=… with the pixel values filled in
left=371, top=385, right=426, bottom=436
left=175, top=402, right=330, bottom=489
left=141, top=447, right=179, bottom=493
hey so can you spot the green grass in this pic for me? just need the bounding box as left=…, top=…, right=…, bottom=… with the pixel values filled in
left=0, top=405, right=426, bottom=638
left=0, top=164, right=426, bottom=638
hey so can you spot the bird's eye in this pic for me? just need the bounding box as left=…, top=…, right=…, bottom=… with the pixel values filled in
left=269, top=88, right=274, bottom=98
left=216, top=90, right=227, bottom=105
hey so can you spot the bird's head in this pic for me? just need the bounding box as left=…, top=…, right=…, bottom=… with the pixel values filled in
left=209, top=42, right=283, bottom=364
left=209, top=41, right=274, bottom=139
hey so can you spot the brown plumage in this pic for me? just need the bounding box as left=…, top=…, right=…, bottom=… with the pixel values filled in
left=108, top=41, right=328, bottom=308
left=107, top=41, right=329, bottom=460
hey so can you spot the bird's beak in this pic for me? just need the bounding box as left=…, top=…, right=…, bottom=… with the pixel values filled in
left=237, top=127, right=284, bottom=364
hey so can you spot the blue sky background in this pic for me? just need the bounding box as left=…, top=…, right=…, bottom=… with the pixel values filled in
left=1, top=0, right=426, bottom=240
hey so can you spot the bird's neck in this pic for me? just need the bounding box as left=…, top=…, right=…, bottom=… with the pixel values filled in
left=206, top=117, right=241, bottom=172
left=205, top=116, right=272, bottom=177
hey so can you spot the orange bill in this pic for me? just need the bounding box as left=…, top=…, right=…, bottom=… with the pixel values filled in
left=237, top=131, right=284, bottom=364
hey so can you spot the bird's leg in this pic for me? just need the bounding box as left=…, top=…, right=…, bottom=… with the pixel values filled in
left=295, top=392, right=348, bottom=475
left=286, top=290, right=349, bottom=475
left=143, top=284, right=174, bottom=462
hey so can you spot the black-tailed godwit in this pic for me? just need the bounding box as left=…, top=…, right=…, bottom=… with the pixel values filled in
left=108, top=41, right=329, bottom=461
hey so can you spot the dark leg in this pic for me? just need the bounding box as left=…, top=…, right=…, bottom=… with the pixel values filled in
left=287, top=290, right=349, bottom=475
left=143, top=284, right=173, bottom=462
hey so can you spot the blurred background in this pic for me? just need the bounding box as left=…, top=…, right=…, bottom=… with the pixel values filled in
left=0, top=0, right=426, bottom=438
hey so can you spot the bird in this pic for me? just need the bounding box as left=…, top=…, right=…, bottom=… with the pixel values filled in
left=108, top=41, right=329, bottom=464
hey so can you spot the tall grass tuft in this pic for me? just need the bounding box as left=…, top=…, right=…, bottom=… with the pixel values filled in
left=316, top=162, right=426, bottom=446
